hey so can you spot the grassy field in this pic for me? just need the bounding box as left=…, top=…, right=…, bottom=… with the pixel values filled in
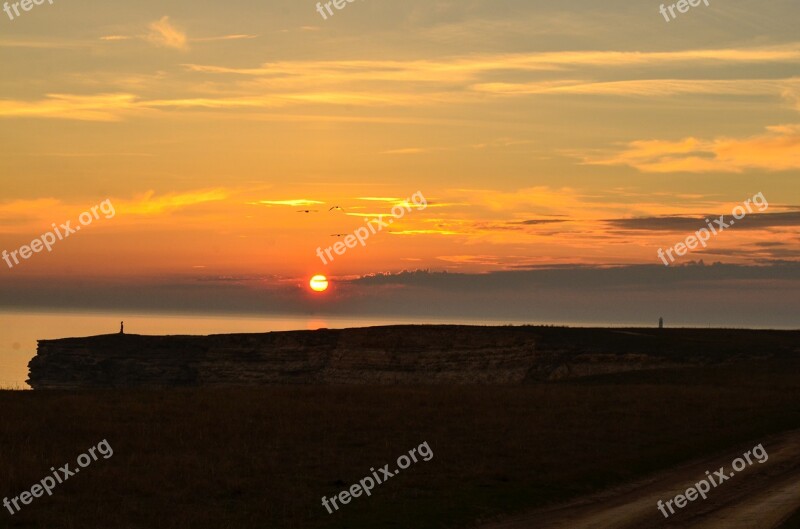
left=781, top=511, right=800, bottom=529
left=1, top=361, right=799, bottom=529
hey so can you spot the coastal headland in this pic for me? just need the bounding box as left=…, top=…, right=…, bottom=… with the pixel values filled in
left=27, top=325, right=799, bottom=389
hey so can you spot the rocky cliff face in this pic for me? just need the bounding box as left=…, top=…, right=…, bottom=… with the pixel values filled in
left=27, top=325, right=799, bottom=389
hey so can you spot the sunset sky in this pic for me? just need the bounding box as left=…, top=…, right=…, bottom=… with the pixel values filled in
left=1, top=0, right=799, bottom=326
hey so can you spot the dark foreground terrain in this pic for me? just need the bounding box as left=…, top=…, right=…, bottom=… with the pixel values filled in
left=2, top=351, right=800, bottom=528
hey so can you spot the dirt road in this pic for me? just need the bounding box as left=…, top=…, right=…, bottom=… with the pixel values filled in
left=476, top=429, right=800, bottom=529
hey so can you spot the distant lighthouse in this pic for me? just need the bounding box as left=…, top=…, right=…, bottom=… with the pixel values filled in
left=659, top=317, right=664, bottom=329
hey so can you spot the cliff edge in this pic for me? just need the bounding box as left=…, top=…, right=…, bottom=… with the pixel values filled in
left=27, top=325, right=799, bottom=389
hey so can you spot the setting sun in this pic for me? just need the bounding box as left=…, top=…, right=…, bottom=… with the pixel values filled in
left=309, top=275, right=329, bottom=292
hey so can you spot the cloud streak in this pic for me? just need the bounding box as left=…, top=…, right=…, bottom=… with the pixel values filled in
left=472, top=78, right=800, bottom=97
left=5, top=44, right=800, bottom=122
left=586, top=124, right=800, bottom=173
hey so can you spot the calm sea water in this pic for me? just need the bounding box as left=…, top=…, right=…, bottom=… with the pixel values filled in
left=0, top=310, right=537, bottom=389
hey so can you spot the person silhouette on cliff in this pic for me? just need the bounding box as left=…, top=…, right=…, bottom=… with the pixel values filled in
left=120, top=321, right=124, bottom=334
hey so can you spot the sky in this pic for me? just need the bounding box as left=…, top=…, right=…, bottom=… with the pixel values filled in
left=0, top=0, right=798, bottom=326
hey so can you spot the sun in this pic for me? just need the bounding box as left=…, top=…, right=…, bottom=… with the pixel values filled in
left=309, top=274, right=329, bottom=292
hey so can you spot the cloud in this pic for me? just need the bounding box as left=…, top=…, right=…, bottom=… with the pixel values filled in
left=0, top=93, right=139, bottom=121
left=585, top=124, right=800, bottom=173
left=99, top=35, right=133, bottom=42
left=146, top=16, right=189, bottom=50
left=101, top=25, right=253, bottom=47
left=2, top=263, right=799, bottom=327
left=450, top=187, right=589, bottom=216
left=352, top=262, right=800, bottom=290
left=120, top=189, right=228, bottom=215
left=248, top=199, right=325, bottom=207
left=605, top=211, right=800, bottom=231
left=472, top=78, right=799, bottom=97
left=0, top=189, right=228, bottom=235
left=511, top=219, right=569, bottom=225
left=0, top=38, right=91, bottom=49
left=605, top=215, right=712, bottom=232
left=0, top=92, right=411, bottom=121
left=7, top=42, right=800, bottom=122
left=192, top=34, right=258, bottom=42
left=184, top=44, right=800, bottom=81
left=388, top=229, right=461, bottom=235
left=436, top=255, right=504, bottom=265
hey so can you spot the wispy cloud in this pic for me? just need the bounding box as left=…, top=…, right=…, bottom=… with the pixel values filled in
left=184, top=45, right=800, bottom=82
left=121, top=189, right=229, bottom=215
left=0, top=93, right=138, bottom=121
left=0, top=189, right=228, bottom=234
left=99, top=35, right=133, bottom=42
left=145, top=16, right=189, bottom=50
left=101, top=22, right=253, bottom=48
left=7, top=43, right=800, bottom=122
left=472, top=78, right=800, bottom=97
left=0, top=91, right=444, bottom=121
left=605, top=211, right=800, bottom=231
left=0, top=38, right=91, bottom=49
left=389, top=229, right=461, bottom=235
left=510, top=219, right=569, bottom=225
left=192, top=34, right=258, bottom=42
left=586, top=124, right=800, bottom=173
left=248, top=199, right=325, bottom=207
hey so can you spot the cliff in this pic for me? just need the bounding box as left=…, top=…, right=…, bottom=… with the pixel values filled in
left=27, top=325, right=799, bottom=389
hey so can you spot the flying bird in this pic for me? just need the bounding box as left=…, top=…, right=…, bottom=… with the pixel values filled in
left=330, top=233, right=348, bottom=237
left=329, top=206, right=345, bottom=212
left=297, top=209, right=318, bottom=213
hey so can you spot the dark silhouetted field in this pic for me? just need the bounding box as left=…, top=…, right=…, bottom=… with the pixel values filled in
left=2, top=359, right=799, bottom=528
left=781, top=510, right=800, bottom=528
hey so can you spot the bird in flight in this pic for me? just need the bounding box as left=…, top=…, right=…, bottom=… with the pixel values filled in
left=329, top=206, right=345, bottom=212
left=297, top=209, right=318, bottom=213
left=330, top=233, right=348, bottom=237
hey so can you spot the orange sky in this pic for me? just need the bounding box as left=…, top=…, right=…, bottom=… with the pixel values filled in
left=0, top=0, right=798, bottom=324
